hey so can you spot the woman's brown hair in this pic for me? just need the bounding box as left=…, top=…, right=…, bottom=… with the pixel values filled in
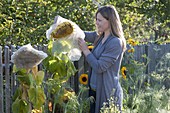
left=95, top=5, right=126, bottom=51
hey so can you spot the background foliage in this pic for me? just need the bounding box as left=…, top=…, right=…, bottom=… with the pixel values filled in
left=0, top=0, right=170, bottom=112
left=0, top=0, right=169, bottom=46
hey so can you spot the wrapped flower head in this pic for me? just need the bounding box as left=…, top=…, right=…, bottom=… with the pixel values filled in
left=79, top=74, right=88, bottom=85
left=46, top=15, right=85, bottom=61
left=11, top=44, right=48, bottom=69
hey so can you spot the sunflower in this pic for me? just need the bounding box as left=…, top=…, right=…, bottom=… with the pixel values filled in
left=128, top=48, right=135, bottom=53
left=127, top=38, right=138, bottom=46
left=121, top=67, right=127, bottom=79
left=131, top=41, right=138, bottom=46
left=46, top=16, right=85, bottom=61
left=88, top=45, right=94, bottom=51
left=79, top=74, right=88, bottom=85
left=51, top=21, right=74, bottom=39
left=61, top=88, right=75, bottom=103
left=88, top=45, right=94, bottom=50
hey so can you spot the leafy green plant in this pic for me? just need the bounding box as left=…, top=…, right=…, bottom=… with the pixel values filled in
left=11, top=44, right=48, bottom=113
left=154, top=53, right=170, bottom=89
left=100, top=97, right=120, bottom=113
left=12, top=67, right=46, bottom=113
left=120, top=40, right=170, bottom=113
left=42, top=39, right=93, bottom=113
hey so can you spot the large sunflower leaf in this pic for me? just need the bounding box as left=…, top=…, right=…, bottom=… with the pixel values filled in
left=12, top=88, right=22, bottom=101
left=12, top=98, right=30, bottom=113
left=48, top=59, right=58, bottom=73
left=58, top=61, right=67, bottom=77
left=17, top=74, right=31, bottom=87
left=28, top=87, right=46, bottom=109
left=49, top=60, right=67, bottom=77
left=35, top=71, right=44, bottom=86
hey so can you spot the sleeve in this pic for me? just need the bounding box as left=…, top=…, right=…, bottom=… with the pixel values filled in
left=84, top=31, right=98, bottom=43
left=86, top=38, right=122, bottom=73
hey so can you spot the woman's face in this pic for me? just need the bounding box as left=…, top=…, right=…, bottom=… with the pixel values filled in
left=96, top=13, right=110, bottom=34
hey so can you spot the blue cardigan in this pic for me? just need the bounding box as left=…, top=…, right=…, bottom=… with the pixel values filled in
left=85, top=31, right=124, bottom=113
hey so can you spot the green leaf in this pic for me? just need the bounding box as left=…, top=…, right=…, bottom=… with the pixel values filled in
left=17, top=74, right=31, bottom=87
left=59, top=53, right=69, bottom=63
left=48, top=59, right=67, bottom=76
left=48, top=59, right=58, bottom=73
left=48, top=40, right=53, bottom=53
left=12, top=98, right=30, bottom=113
left=12, top=88, right=22, bottom=101
left=35, top=71, right=44, bottom=86
left=28, top=87, right=46, bottom=109
left=46, top=79, right=61, bottom=94
left=42, top=56, right=51, bottom=69
left=58, top=61, right=67, bottom=76
left=16, top=68, right=28, bottom=75
left=67, top=61, right=77, bottom=77
left=53, top=73, right=60, bottom=80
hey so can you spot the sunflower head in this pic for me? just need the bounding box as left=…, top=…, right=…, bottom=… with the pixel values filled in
left=79, top=74, right=88, bottom=85
left=121, top=67, right=127, bottom=79
left=128, top=48, right=135, bottom=53
left=88, top=46, right=94, bottom=50
left=51, top=21, right=74, bottom=39
left=60, top=88, right=75, bottom=103
left=128, top=38, right=138, bottom=46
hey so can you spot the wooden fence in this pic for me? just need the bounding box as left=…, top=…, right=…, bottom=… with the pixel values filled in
left=0, top=43, right=170, bottom=113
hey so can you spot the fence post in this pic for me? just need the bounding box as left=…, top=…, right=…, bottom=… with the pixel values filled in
left=4, top=46, right=11, bottom=113
left=0, top=46, right=4, bottom=113
left=10, top=45, right=17, bottom=97
left=73, top=55, right=85, bottom=94
left=74, top=61, right=79, bottom=94
left=145, top=44, right=149, bottom=74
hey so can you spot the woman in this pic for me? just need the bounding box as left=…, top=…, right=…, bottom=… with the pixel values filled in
left=78, top=5, right=126, bottom=113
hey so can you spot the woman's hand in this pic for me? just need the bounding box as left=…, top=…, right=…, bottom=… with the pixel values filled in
left=78, top=38, right=91, bottom=56
left=78, top=38, right=88, bottom=51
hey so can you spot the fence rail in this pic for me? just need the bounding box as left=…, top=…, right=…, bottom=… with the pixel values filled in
left=0, top=43, right=170, bottom=113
